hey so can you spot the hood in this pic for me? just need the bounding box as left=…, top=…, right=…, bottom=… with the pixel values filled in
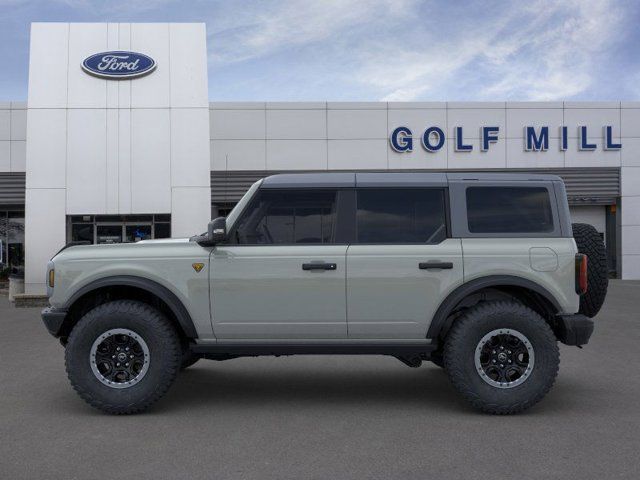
left=52, top=237, right=197, bottom=262
left=136, top=238, right=190, bottom=244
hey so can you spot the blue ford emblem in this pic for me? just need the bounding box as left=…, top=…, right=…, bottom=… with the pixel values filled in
left=82, top=51, right=156, bottom=79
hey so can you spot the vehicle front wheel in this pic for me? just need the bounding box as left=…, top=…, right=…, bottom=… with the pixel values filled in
left=65, top=300, right=181, bottom=414
left=180, top=348, right=200, bottom=370
left=443, top=301, right=559, bottom=414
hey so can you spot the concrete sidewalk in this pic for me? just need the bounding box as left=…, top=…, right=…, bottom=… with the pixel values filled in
left=1, top=280, right=639, bottom=479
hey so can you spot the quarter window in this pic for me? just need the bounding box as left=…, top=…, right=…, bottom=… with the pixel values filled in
left=466, top=187, right=554, bottom=233
left=356, top=188, right=447, bottom=244
left=233, top=189, right=337, bottom=245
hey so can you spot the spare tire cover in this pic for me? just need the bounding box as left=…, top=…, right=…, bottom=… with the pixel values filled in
left=572, top=223, right=608, bottom=318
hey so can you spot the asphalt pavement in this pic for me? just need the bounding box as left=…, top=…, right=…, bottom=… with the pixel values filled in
left=1, top=281, right=639, bottom=479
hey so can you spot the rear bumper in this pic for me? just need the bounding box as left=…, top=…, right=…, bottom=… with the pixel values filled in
left=555, top=313, right=594, bottom=346
left=41, top=307, right=68, bottom=338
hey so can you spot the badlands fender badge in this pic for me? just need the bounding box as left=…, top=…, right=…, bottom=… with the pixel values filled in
left=192, top=263, right=205, bottom=273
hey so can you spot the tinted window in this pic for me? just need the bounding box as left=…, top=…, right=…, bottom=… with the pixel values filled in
left=466, top=187, right=554, bottom=233
left=233, top=189, right=337, bottom=244
left=356, top=189, right=447, bottom=243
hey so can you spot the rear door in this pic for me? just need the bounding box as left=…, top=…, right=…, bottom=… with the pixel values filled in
left=346, top=187, right=463, bottom=339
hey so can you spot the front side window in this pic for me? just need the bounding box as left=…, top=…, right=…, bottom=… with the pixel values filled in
left=233, top=189, right=337, bottom=245
left=466, top=186, right=554, bottom=233
left=356, top=188, right=447, bottom=244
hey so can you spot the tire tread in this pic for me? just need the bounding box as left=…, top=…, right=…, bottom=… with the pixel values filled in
left=444, top=300, right=560, bottom=415
left=65, top=300, right=181, bottom=415
left=572, top=222, right=608, bottom=318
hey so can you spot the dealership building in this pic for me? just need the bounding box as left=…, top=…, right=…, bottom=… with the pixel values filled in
left=1, top=22, right=640, bottom=294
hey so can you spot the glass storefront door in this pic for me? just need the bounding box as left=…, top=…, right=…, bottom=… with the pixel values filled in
left=0, top=210, right=25, bottom=274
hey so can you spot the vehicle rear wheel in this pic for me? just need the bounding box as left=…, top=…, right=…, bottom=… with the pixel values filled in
left=430, top=350, right=444, bottom=368
left=572, top=222, right=608, bottom=318
left=65, top=300, right=181, bottom=414
left=443, top=301, right=559, bottom=414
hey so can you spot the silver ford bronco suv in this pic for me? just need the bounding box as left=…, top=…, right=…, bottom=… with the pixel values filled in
left=41, top=172, right=607, bottom=415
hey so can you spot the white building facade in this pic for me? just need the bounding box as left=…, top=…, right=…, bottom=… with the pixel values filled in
left=0, top=22, right=639, bottom=294
left=23, top=22, right=211, bottom=293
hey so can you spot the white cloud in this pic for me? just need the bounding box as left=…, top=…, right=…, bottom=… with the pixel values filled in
left=208, top=0, right=626, bottom=101
left=477, top=0, right=623, bottom=100
left=365, top=0, right=624, bottom=101
left=367, top=37, right=491, bottom=101
left=208, top=0, right=416, bottom=64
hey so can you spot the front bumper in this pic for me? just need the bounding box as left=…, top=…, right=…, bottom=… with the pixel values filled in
left=555, top=313, right=594, bottom=346
left=41, top=307, right=68, bottom=338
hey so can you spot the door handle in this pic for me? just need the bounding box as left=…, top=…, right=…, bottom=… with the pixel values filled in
left=419, top=261, right=453, bottom=270
left=302, top=262, right=337, bottom=271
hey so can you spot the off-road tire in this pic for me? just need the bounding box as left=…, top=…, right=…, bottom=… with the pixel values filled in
left=572, top=222, right=608, bottom=318
left=443, top=301, right=560, bottom=414
left=430, top=350, right=444, bottom=368
left=65, top=300, right=181, bottom=414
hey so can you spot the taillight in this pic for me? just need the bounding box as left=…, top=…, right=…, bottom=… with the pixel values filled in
left=575, top=254, right=588, bottom=295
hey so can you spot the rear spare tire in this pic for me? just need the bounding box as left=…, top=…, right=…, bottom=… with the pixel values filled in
left=572, top=223, right=608, bottom=317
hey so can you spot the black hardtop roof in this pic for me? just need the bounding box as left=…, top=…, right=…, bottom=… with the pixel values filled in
left=260, top=172, right=563, bottom=188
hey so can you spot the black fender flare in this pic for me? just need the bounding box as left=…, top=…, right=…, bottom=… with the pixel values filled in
left=64, top=275, right=198, bottom=338
left=426, top=275, right=562, bottom=340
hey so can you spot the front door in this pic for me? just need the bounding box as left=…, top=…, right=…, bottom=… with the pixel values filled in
left=210, top=188, right=348, bottom=339
left=346, top=188, right=464, bottom=339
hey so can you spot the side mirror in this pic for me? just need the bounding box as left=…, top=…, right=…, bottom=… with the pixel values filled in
left=207, top=217, right=227, bottom=244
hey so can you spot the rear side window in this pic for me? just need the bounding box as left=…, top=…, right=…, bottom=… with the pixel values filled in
left=466, top=187, right=554, bottom=233
left=356, top=188, right=447, bottom=244
left=233, top=189, right=337, bottom=244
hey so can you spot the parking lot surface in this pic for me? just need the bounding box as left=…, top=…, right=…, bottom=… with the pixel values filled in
left=1, top=281, right=639, bottom=479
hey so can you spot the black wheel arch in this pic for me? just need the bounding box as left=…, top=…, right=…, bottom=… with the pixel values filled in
left=427, top=275, right=562, bottom=341
left=59, top=275, right=198, bottom=341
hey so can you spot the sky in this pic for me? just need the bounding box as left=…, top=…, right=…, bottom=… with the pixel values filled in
left=0, top=0, right=638, bottom=102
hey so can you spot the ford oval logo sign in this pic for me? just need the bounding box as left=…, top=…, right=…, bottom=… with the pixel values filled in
left=82, top=51, right=156, bottom=79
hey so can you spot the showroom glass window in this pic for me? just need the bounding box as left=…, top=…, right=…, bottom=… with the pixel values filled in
left=356, top=188, right=447, bottom=244
left=233, top=189, right=337, bottom=244
left=466, top=187, right=554, bottom=233
left=68, top=215, right=171, bottom=244
left=0, top=210, right=25, bottom=273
